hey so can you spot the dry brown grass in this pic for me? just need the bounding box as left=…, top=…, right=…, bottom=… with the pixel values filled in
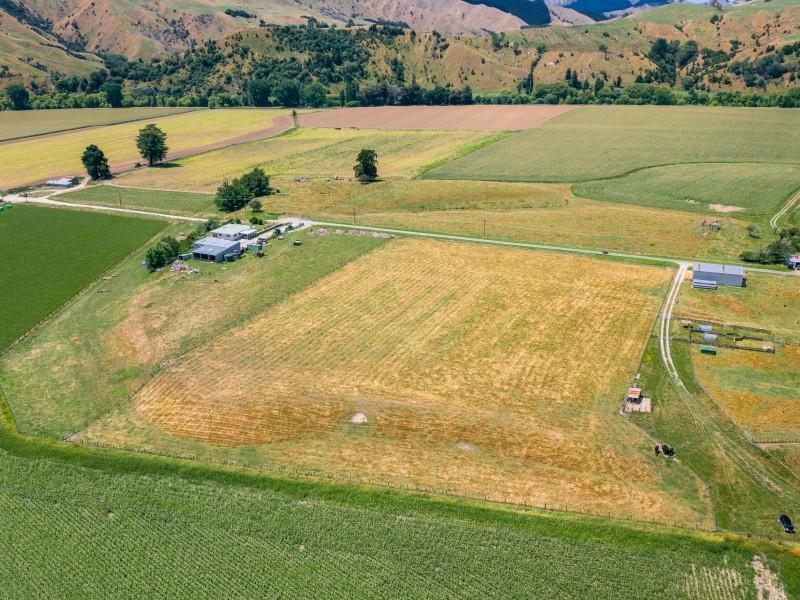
left=119, top=128, right=499, bottom=192
left=270, top=179, right=760, bottom=261
left=81, top=239, right=710, bottom=525
left=693, top=346, right=800, bottom=442
left=677, top=272, right=800, bottom=345
left=298, top=105, right=575, bottom=131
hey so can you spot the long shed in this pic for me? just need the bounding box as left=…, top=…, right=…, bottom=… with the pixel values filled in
left=692, top=263, right=745, bottom=288
left=192, top=237, right=241, bottom=263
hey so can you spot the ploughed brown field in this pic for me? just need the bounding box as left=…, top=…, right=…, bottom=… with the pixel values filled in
left=298, top=105, right=575, bottom=131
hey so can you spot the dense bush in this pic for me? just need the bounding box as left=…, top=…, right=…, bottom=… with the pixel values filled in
left=145, top=240, right=172, bottom=271
left=740, top=227, right=800, bottom=264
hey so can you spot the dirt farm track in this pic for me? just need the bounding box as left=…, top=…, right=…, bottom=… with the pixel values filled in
left=298, top=105, right=575, bottom=131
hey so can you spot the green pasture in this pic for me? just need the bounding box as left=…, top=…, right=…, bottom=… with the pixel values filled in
left=0, top=205, right=164, bottom=351
left=693, top=345, right=800, bottom=443
left=0, top=107, right=197, bottom=142
left=573, top=163, right=800, bottom=218
left=425, top=106, right=800, bottom=183
left=632, top=334, right=800, bottom=537
left=59, top=185, right=215, bottom=216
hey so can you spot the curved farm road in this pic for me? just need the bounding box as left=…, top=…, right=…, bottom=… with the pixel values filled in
left=770, top=189, right=800, bottom=230
left=659, top=263, right=687, bottom=381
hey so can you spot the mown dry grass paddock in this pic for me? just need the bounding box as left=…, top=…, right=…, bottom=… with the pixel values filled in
left=267, top=179, right=761, bottom=261
left=0, top=108, right=294, bottom=188
left=0, top=230, right=386, bottom=436
left=80, top=239, right=711, bottom=525
left=119, top=128, right=505, bottom=192
left=297, top=105, right=575, bottom=130
left=693, top=346, right=800, bottom=442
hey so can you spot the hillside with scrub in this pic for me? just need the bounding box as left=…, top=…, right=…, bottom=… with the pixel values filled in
left=2, top=0, right=800, bottom=111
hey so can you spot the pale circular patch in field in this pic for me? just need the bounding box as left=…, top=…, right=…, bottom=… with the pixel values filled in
left=350, top=412, right=368, bottom=424
left=457, top=443, right=475, bottom=453
left=709, top=204, right=745, bottom=213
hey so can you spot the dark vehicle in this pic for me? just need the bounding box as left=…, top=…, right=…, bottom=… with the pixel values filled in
left=779, top=514, right=795, bottom=533
left=602, top=250, right=609, bottom=255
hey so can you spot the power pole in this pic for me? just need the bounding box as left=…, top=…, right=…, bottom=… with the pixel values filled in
left=353, top=206, right=357, bottom=225
left=483, top=219, right=486, bottom=238
left=118, top=189, right=122, bottom=207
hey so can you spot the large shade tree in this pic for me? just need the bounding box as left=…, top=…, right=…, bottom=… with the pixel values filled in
left=6, top=85, right=29, bottom=110
left=81, top=144, right=111, bottom=180
left=215, top=178, right=253, bottom=213
left=136, top=124, right=169, bottom=166
left=354, top=149, right=378, bottom=181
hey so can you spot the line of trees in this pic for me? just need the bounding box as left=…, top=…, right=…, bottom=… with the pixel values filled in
left=79, top=123, right=168, bottom=181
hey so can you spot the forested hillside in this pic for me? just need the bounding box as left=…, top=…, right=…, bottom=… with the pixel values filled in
left=2, top=0, right=800, bottom=110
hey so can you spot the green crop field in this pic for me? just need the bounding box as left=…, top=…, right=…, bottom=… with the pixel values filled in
left=425, top=106, right=800, bottom=183
left=573, top=163, right=800, bottom=218
left=0, top=108, right=291, bottom=189
left=0, top=425, right=795, bottom=599
left=59, top=185, right=215, bottom=216
left=0, top=205, right=164, bottom=351
left=119, top=128, right=507, bottom=192
left=423, top=106, right=800, bottom=224
left=0, top=107, right=197, bottom=142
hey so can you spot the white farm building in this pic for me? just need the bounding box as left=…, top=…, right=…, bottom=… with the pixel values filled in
left=211, top=224, right=257, bottom=241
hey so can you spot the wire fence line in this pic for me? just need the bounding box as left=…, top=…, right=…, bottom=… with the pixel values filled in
left=65, top=437, right=738, bottom=537
left=686, top=336, right=800, bottom=446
